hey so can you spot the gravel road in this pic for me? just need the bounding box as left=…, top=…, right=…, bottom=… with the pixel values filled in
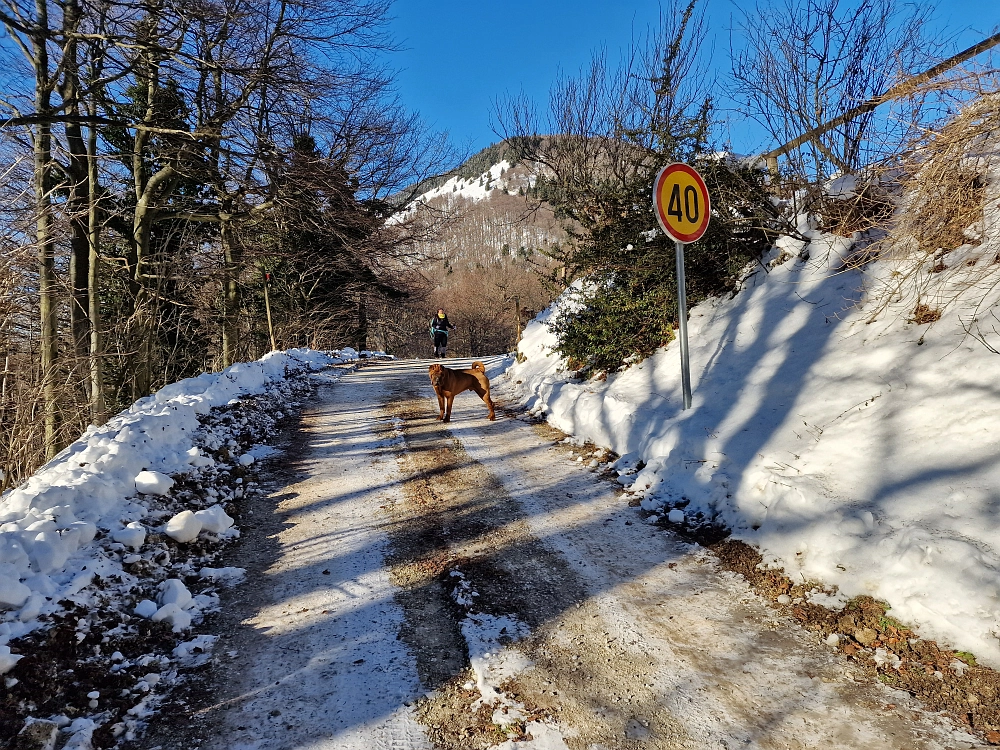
left=139, top=359, right=983, bottom=750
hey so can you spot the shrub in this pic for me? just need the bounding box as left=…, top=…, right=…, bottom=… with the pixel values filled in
left=550, top=160, right=776, bottom=376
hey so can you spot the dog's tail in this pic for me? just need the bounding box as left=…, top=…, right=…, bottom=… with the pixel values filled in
left=471, top=361, right=486, bottom=373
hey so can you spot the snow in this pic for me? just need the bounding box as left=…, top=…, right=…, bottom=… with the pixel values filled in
left=390, top=159, right=539, bottom=225
left=491, top=723, right=570, bottom=750
left=151, top=603, right=192, bottom=632
left=172, top=635, right=218, bottom=667
left=193, top=504, right=234, bottom=534
left=0, top=643, right=23, bottom=673
left=134, top=470, right=174, bottom=496
left=164, top=510, right=201, bottom=543
left=0, top=348, right=355, bottom=649
left=825, top=173, right=858, bottom=198
left=157, top=579, right=192, bottom=608
left=112, top=522, right=146, bottom=550
left=499, top=206, right=1000, bottom=667
left=0, top=564, right=31, bottom=608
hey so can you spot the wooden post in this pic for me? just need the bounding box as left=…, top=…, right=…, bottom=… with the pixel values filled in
left=263, top=272, right=277, bottom=351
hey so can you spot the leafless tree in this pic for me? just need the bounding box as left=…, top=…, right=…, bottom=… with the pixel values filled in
left=731, top=0, right=938, bottom=180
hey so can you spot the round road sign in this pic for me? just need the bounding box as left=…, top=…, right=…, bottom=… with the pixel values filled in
left=653, top=163, right=711, bottom=244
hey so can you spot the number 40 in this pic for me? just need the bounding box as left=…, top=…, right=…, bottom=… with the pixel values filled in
left=667, top=184, right=700, bottom=224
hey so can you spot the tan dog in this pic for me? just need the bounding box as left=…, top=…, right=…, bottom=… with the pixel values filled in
left=428, top=361, right=496, bottom=422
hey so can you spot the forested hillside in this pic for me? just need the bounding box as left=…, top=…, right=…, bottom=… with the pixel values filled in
left=0, top=0, right=451, bottom=486
left=389, top=146, right=566, bottom=358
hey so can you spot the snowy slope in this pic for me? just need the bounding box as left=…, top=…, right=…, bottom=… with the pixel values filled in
left=390, top=159, right=541, bottom=228
left=498, top=210, right=1000, bottom=668
left=0, top=349, right=357, bottom=654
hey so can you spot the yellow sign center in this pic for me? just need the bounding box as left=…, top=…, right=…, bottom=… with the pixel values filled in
left=657, top=170, right=706, bottom=237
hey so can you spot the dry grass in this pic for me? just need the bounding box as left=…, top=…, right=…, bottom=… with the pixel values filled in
left=909, top=302, right=942, bottom=324
left=867, top=90, right=1000, bottom=324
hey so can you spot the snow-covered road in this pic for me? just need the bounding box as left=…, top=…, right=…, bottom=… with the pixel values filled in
left=142, top=359, right=984, bottom=750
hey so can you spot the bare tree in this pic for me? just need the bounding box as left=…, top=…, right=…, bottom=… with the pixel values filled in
left=731, top=0, right=937, bottom=180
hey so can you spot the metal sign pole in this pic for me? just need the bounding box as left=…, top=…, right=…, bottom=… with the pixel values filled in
left=675, top=240, right=692, bottom=410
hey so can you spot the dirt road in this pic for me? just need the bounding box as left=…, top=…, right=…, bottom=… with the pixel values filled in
left=142, top=359, right=983, bottom=750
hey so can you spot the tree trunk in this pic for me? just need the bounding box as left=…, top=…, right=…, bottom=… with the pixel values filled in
left=356, top=295, right=367, bottom=352
left=220, top=216, right=241, bottom=366
left=33, top=0, right=58, bottom=459
left=87, top=99, right=106, bottom=422
left=131, top=204, right=154, bottom=400
left=63, top=47, right=91, bottom=373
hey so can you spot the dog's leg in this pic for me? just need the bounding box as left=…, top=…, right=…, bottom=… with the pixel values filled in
left=444, top=394, right=454, bottom=422
left=436, top=391, right=445, bottom=420
left=473, top=385, right=496, bottom=421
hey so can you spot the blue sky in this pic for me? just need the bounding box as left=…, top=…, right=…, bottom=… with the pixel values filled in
left=387, top=0, right=998, bottom=157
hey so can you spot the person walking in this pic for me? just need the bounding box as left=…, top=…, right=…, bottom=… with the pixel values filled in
left=429, top=308, right=456, bottom=358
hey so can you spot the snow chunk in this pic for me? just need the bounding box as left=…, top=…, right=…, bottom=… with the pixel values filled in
left=151, top=603, right=192, bottom=631
left=164, top=511, right=202, bottom=543
left=19, top=593, right=45, bottom=622
left=134, top=599, right=158, bottom=619
left=134, top=470, right=174, bottom=496
left=30, top=532, right=70, bottom=574
left=157, top=579, right=192, bottom=608
left=825, top=173, right=858, bottom=199
left=0, top=644, right=22, bottom=674
left=0, top=564, right=31, bottom=609
left=63, top=717, right=96, bottom=750
left=193, top=505, right=233, bottom=534
left=112, top=522, right=146, bottom=550
left=237, top=453, right=255, bottom=466
left=667, top=509, right=685, bottom=524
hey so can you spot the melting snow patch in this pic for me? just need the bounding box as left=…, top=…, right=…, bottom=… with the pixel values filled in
left=489, top=721, right=571, bottom=750
left=172, top=634, right=218, bottom=667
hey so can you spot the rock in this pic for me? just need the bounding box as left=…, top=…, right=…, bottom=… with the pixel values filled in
left=838, top=615, right=856, bottom=632
left=157, top=579, right=192, bottom=608
left=855, top=627, right=878, bottom=646
left=13, top=719, right=59, bottom=750
left=134, top=470, right=174, bottom=496
left=164, top=510, right=202, bottom=543
left=112, top=522, right=146, bottom=550
left=776, top=594, right=792, bottom=605
left=193, top=505, right=234, bottom=534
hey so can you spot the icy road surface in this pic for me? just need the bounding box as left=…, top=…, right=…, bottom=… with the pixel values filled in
left=142, top=359, right=983, bottom=750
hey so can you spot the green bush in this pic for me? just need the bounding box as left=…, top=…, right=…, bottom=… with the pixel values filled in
left=550, top=160, right=775, bottom=377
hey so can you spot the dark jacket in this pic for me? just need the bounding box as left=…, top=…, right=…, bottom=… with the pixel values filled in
left=430, top=314, right=455, bottom=332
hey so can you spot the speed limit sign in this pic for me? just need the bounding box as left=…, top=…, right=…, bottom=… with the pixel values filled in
left=653, top=163, right=711, bottom=243
left=652, top=163, right=711, bottom=410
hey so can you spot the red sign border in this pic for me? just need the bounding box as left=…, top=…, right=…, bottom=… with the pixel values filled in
left=653, top=163, right=711, bottom=244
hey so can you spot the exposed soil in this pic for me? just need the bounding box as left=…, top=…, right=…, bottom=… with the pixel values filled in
left=712, top=538, right=1000, bottom=745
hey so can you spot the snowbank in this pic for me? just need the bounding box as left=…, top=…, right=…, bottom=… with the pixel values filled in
left=499, top=220, right=1000, bottom=667
left=0, top=348, right=354, bottom=645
